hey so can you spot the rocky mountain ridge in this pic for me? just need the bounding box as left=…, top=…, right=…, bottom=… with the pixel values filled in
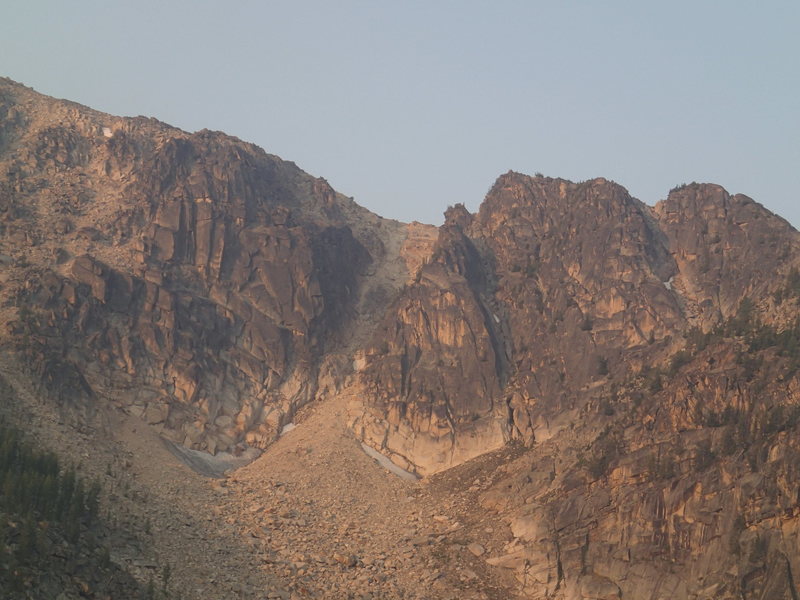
left=2, top=78, right=799, bottom=599
left=1, top=77, right=433, bottom=458
left=352, top=173, right=798, bottom=474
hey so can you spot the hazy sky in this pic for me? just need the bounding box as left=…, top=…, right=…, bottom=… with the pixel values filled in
left=3, top=1, right=798, bottom=226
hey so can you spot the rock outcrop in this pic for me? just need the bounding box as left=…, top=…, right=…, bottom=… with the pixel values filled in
left=656, top=183, right=799, bottom=327
left=0, top=78, right=396, bottom=454
left=349, top=172, right=800, bottom=598
left=353, top=174, right=687, bottom=474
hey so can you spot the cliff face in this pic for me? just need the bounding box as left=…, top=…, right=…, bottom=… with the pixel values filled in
left=353, top=174, right=686, bottom=473
left=0, top=79, right=397, bottom=454
left=352, top=211, right=508, bottom=473
left=656, top=183, right=798, bottom=328
left=3, top=79, right=800, bottom=600
left=352, top=172, right=800, bottom=598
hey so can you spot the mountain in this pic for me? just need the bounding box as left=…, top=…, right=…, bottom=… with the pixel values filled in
left=352, top=173, right=800, bottom=599
left=1, top=76, right=416, bottom=455
left=1, top=78, right=799, bottom=600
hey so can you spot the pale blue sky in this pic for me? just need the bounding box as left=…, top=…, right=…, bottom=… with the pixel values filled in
left=2, top=1, right=798, bottom=226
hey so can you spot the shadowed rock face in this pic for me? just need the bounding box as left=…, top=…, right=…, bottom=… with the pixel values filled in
left=1, top=79, right=376, bottom=453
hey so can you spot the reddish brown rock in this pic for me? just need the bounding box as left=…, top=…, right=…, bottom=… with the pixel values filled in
left=0, top=79, right=375, bottom=454
left=3, top=78, right=800, bottom=600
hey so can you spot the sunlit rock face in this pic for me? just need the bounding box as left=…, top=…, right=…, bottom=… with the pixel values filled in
left=353, top=173, right=800, bottom=598
left=354, top=174, right=683, bottom=473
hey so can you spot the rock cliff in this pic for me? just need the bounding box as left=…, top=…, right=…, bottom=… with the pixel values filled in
left=0, top=78, right=406, bottom=454
left=353, top=174, right=685, bottom=473
left=351, top=172, right=800, bottom=598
